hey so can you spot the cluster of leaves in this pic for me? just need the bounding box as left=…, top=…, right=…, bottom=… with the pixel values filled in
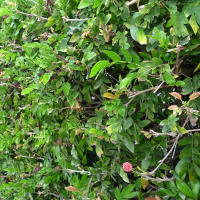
left=0, top=0, right=200, bottom=199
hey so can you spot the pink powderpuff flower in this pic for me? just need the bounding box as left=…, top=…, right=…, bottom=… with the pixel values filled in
left=122, top=162, right=133, bottom=172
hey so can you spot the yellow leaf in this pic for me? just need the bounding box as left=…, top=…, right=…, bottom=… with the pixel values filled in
left=103, top=92, right=120, bottom=99
left=189, top=167, right=195, bottom=182
left=168, top=105, right=179, bottom=111
left=141, top=130, right=152, bottom=139
left=194, top=63, right=200, bottom=73
left=169, top=92, right=182, bottom=101
left=189, top=15, right=199, bottom=35
left=142, top=179, right=150, bottom=190
left=137, top=29, right=147, bottom=45
left=189, top=92, right=200, bottom=100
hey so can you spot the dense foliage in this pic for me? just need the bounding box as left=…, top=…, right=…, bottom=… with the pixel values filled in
left=0, top=0, right=200, bottom=199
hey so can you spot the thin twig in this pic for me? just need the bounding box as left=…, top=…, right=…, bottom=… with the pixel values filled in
left=187, top=128, right=200, bottom=132
left=149, top=135, right=180, bottom=175
left=47, top=193, right=59, bottom=198
left=60, top=168, right=91, bottom=174
left=18, top=155, right=44, bottom=160
left=125, top=88, right=154, bottom=107
left=149, top=129, right=177, bottom=137
left=133, top=170, right=173, bottom=182
left=29, top=0, right=38, bottom=4
left=16, top=10, right=48, bottom=20
left=172, top=116, right=189, bottom=159
left=125, top=85, right=168, bottom=107
left=16, top=10, right=89, bottom=22
left=153, top=81, right=164, bottom=93
left=126, top=0, right=138, bottom=6
left=174, top=45, right=184, bottom=75
left=62, top=16, right=89, bottom=22
left=167, top=46, right=185, bottom=53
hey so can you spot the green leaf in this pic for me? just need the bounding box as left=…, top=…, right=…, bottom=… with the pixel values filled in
left=115, top=188, right=122, bottom=200
left=159, top=188, right=176, bottom=197
left=78, top=0, right=93, bottom=9
left=93, top=0, right=102, bottom=8
left=84, top=51, right=96, bottom=61
left=139, top=120, right=150, bottom=128
left=175, top=159, right=189, bottom=177
left=176, top=180, right=194, bottom=197
left=21, top=87, right=34, bottom=95
left=191, top=181, right=200, bottom=198
left=96, top=143, right=103, bottom=157
left=42, top=72, right=53, bottom=85
left=70, top=33, right=81, bottom=43
left=89, top=60, right=110, bottom=78
left=176, top=81, right=185, bottom=86
left=123, top=118, right=133, bottom=130
left=177, top=126, right=188, bottom=134
left=130, top=25, right=138, bottom=41
left=120, top=73, right=137, bottom=89
left=166, top=12, right=189, bottom=37
left=0, top=8, right=12, bottom=17
left=121, top=184, right=135, bottom=194
left=121, top=49, right=132, bottom=62
left=194, top=164, right=200, bottom=177
left=124, top=137, right=134, bottom=153
left=62, top=82, right=71, bottom=97
left=163, top=72, right=175, bottom=85
left=45, top=16, right=56, bottom=28
left=103, top=50, right=121, bottom=62
left=119, top=167, right=130, bottom=183
left=141, top=154, right=151, bottom=171
left=136, top=29, right=147, bottom=45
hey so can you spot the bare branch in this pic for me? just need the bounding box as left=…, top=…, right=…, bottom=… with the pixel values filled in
left=125, top=85, right=168, bottom=107
left=29, top=0, right=38, bottom=5
left=16, top=10, right=89, bottom=22
left=149, top=135, right=180, bottom=175
left=174, top=45, right=184, bottom=74
left=187, top=128, right=200, bottom=132
left=133, top=170, right=173, bottom=182
left=16, top=10, right=48, bottom=20
left=62, top=168, right=91, bottom=174
left=153, top=81, right=164, bottom=93
left=62, top=16, right=89, bottom=22
left=17, top=155, right=44, bottom=160
left=149, top=129, right=177, bottom=137
left=126, top=0, right=138, bottom=6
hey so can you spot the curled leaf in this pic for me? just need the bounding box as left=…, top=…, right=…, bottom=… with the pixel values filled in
left=169, top=92, right=182, bottom=101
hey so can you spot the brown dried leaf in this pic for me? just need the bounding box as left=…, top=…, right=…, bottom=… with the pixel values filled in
left=189, top=92, right=200, bottom=100
left=189, top=116, right=198, bottom=127
left=168, top=105, right=179, bottom=111
left=145, top=196, right=161, bottom=200
left=0, top=71, right=5, bottom=78
left=65, top=186, right=79, bottom=192
left=169, top=92, right=182, bottom=101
